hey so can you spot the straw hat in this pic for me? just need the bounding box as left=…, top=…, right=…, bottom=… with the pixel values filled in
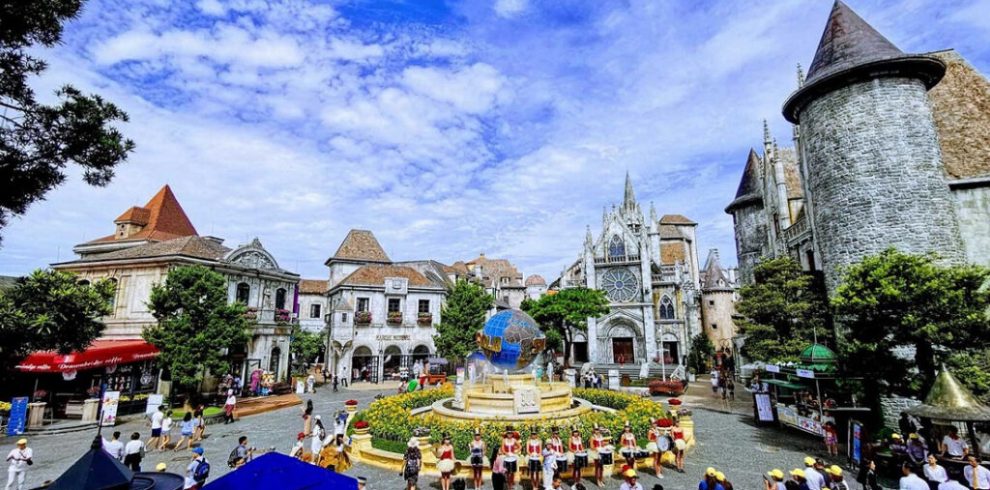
left=826, top=465, right=843, bottom=477
left=768, top=469, right=785, bottom=480
left=16, top=439, right=27, bottom=446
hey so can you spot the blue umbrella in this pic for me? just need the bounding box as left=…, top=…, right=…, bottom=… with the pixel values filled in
left=203, top=452, right=357, bottom=490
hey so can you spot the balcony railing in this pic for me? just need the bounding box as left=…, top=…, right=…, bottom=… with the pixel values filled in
left=594, top=254, right=641, bottom=265
left=781, top=216, right=810, bottom=244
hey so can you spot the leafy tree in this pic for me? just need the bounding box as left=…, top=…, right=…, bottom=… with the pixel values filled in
left=946, top=348, right=990, bottom=404
left=433, top=280, right=493, bottom=366
left=144, top=266, right=250, bottom=397
left=833, top=249, right=990, bottom=413
left=736, top=257, right=831, bottom=364
left=0, top=269, right=114, bottom=371
left=0, top=0, right=134, bottom=241
left=686, top=334, right=714, bottom=374
left=521, top=287, right=610, bottom=367
left=290, top=325, right=324, bottom=374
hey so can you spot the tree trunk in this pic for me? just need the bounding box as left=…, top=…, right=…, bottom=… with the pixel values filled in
left=915, top=340, right=937, bottom=396
left=561, top=322, right=572, bottom=369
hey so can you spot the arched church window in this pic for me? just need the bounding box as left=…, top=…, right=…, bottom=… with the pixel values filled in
left=236, top=282, right=250, bottom=304
left=608, top=235, right=626, bottom=258
left=659, top=296, right=675, bottom=320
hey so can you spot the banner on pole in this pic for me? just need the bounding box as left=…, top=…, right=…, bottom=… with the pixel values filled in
left=6, top=397, right=28, bottom=436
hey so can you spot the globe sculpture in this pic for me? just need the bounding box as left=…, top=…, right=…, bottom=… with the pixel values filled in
left=476, top=309, right=546, bottom=371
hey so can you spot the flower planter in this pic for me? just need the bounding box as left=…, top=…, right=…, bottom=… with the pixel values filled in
left=354, top=426, right=369, bottom=435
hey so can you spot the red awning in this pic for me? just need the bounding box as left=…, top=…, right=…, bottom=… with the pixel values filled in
left=15, top=340, right=159, bottom=373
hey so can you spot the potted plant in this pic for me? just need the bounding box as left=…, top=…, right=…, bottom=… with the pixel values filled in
left=417, top=312, right=432, bottom=325
left=387, top=311, right=403, bottom=325
left=667, top=398, right=683, bottom=407
left=345, top=399, right=359, bottom=413
left=275, top=308, right=291, bottom=323
left=244, top=306, right=258, bottom=319
left=355, top=311, right=372, bottom=325
left=353, top=420, right=369, bottom=435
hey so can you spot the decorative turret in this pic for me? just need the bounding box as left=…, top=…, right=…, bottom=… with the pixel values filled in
left=623, top=171, right=637, bottom=212
left=725, top=149, right=765, bottom=284
left=780, top=0, right=963, bottom=291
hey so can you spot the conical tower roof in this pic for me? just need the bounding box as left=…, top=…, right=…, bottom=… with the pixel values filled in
left=906, top=366, right=990, bottom=422
left=783, top=1, right=944, bottom=123
left=725, top=149, right=763, bottom=213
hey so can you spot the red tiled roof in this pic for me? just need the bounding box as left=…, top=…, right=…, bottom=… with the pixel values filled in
left=87, top=185, right=197, bottom=244
left=298, top=279, right=328, bottom=295
left=338, top=265, right=437, bottom=288
left=659, top=214, right=697, bottom=225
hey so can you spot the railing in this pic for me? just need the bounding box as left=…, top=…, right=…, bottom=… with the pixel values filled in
left=781, top=216, right=810, bottom=244
left=593, top=254, right=641, bottom=265
left=652, top=265, right=677, bottom=284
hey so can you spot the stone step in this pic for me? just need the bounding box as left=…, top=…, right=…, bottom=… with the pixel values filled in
left=25, top=420, right=98, bottom=436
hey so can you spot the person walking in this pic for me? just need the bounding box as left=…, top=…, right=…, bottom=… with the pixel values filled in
left=964, top=455, right=990, bottom=490
left=184, top=447, right=210, bottom=490
left=147, top=405, right=165, bottom=450
left=402, top=437, right=422, bottom=490
left=123, top=432, right=146, bottom=472
left=5, top=439, right=32, bottom=490
left=802, top=457, right=826, bottom=490
left=339, top=364, right=349, bottom=388
left=825, top=465, right=850, bottom=490
left=823, top=422, right=839, bottom=457
left=228, top=436, right=253, bottom=468
left=175, top=412, right=196, bottom=451
left=159, top=410, right=174, bottom=450
left=306, top=373, right=316, bottom=394
left=332, top=374, right=339, bottom=393
left=311, top=416, right=327, bottom=465
left=302, top=400, right=314, bottom=436
left=716, top=471, right=733, bottom=490
left=789, top=468, right=811, bottom=490
left=223, top=390, right=237, bottom=424
left=765, top=469, right=786, bottom=490
left=710, top=369, right=719, bottom=397
left=193, top=404, right=206, bottom=442
left=103, top=431, right=125, bottom=462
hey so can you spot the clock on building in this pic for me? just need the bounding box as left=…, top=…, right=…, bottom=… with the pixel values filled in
left=601, top=268, right=638, bottom=302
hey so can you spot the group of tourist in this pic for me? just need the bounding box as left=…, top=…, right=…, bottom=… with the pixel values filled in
left=763, top=456, right=851, bottom=490
left=881, top=423, right=990, bottom=490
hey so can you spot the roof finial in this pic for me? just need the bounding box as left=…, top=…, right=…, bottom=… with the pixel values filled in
left=796, top=63, right=805, bottom=88
left=623, top=171, right=636, bottom=210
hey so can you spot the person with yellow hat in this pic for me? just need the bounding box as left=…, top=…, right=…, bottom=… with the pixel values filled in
left=620, top=466, right=643, bottom=490
left=906, top=433, right=928, bottom=465
left=825, top=465, right=849, bottom=490
left=790, top=468, right=811, bottom=490
left=765, top=469, right=786, bottom=490
left=155, top=462, right=168, bottom=472
left=700, top=466, right=718, bottom=490
left=716, top=471, right=734, bottom=490
left=803, top=457, right=826, bottom=490
left=890, top=433, right=907, bottom=457
left=5, top=439, right=32, bottom=490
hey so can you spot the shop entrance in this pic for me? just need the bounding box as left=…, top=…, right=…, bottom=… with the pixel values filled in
left=351, top=346, right=379, bottom=383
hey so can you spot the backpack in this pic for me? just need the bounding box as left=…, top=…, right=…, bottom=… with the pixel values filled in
left=193, top=459, right=210, bottom=482
left=227, top=447, right=241, bottom=468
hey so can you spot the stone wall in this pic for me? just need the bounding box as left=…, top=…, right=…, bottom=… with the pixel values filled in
left=881, top=396, right=922, bottom=430
left=731, top=204, right=766, bottom=285
left=800, top=77, right=965, bottom=291
left=952, top=185, right=990, bottom=266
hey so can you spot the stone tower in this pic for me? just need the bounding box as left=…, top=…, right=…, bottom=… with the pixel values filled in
left=782, top=1, right=964, bottom=291
left=699, top=249, right=738, bottom=351
left=725, top=149, right=765, bottom=285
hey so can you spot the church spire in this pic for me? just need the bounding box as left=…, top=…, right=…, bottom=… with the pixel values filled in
left=585, top=225, right=593, bottom=247
left=623, top=171, right=637, bottom=211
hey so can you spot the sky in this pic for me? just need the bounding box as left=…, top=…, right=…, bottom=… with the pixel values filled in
left=2, top=0, right=989, bottom=281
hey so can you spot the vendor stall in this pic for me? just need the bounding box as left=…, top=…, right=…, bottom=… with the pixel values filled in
left=752, top=344, right=868, bottom=439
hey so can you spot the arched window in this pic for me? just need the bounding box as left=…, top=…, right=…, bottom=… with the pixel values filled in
left=236, top=283, right=250, bottom=304
left=275, top=288, right=287, bottom=310
left=269, top=347, right=281, bottom=374
left=608, top=235, right=626, bottom=258
left=659, top=296, right=675, bottom=320
left=106, top=278, right=118, bottom=311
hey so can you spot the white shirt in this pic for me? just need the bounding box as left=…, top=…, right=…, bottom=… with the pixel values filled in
left=939, top=480, right=968, bottom=490
left=710, top=371, right=719, bottom=386
left=805, top=467, right=827, bottom=490
left=151, top=411, right=164, bottom=429
left=225, top=395, right=236, bottom=406
left=900, top=473, right=930, bottom=490
left=6, top=448, right=32, bottom=471
left=162, top=416, right=173, bottom=432
left=965, top=465, right=990, bottom=489
left=103, top=439, right=124, bottom=461
left=943, top=435, right=968, bottom=457
left=924, top=464, right=948, bottom=483
left=125, top=440, right=145, bottom=456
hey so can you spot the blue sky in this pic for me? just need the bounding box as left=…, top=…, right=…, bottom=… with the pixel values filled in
left=2, top=0, right=989, bottom=281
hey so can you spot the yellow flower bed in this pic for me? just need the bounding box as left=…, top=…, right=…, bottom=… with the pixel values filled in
left=356, top=387, right=669, bottom=460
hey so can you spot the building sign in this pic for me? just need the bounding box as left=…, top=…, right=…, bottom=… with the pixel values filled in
left=375, top=335, right=411, bottom=341
left=766, top=364, right=780, bottom=373
left=796, top=369, right=815, bottom=379
left=778, top=404, right=825, bottom=436
left=100, top=391, right=121, bottom=427
left=850, top=420, right=863, bottom=464
left=6, top=397, right=28, bottom=436
left=755, top=393, right=775, bottom=422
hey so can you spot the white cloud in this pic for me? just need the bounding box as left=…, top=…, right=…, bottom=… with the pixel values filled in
left=493, top=0, right=528, bottom=18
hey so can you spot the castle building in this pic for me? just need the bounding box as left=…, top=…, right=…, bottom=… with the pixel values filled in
left=698, top=249, right=739, bottom=351
left=44, top=185, right=299, bottom=394
left=557, top=174, right=702, bottom=367
left=524, top=274, right=548, bottom=300
left=727, top=1, right=990, bottom=292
